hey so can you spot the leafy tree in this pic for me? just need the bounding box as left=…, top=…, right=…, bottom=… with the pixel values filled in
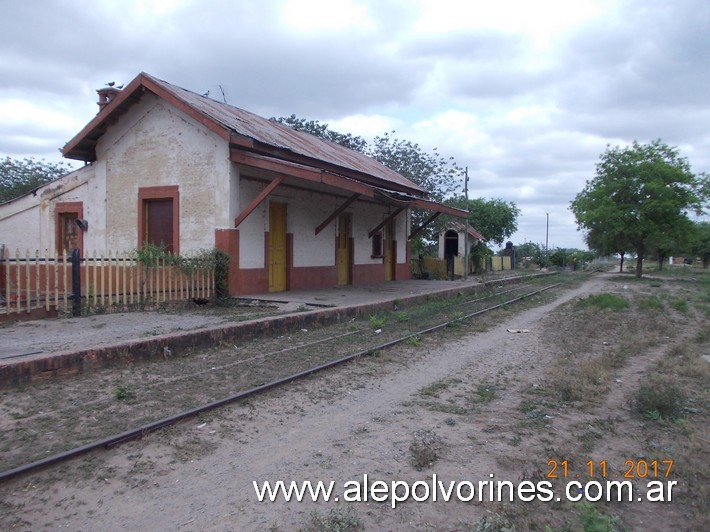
left=444, top=197, right=520, bottom=246
left=647, top=215, right=694, bottom=270
left=548, top=247, right=596, bottom=270
left=585, top=226, right=630, bottom=273
left=570, top=140, right=706, bottom=278
left=271, top=115, right=463, bottom=200
left=465, top=242, right=493, bottom=274
left=1, top=156, right=73, bottom=203
left=568, top=249, right=596, bottom=270
left=271, top=114, right=368, bottom=153
left=687, top=221, right=710, bottom=268
left=515, top=242, right=550, bottom=269
left=369, top=132, right=462, bottom=200
left=370, top=132, right=464, bottom=248
left=548, top=248, right=568, bottom=268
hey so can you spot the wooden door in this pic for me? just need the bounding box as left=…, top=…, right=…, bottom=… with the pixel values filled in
left=58, top=212, right=81, bottom=253
left=384, top=220, right=395, bottom=281
left=337, top=213, right=351, bottom=285
left=145, top=198, right=174, bottom=253
left=268, top=202, right=287, bottom=292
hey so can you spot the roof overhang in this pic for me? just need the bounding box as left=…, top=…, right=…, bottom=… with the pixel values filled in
left=230, top=149, right=467, bottom=219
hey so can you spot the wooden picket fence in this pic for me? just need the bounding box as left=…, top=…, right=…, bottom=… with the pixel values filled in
left=0, top=248, right=214, bottom=317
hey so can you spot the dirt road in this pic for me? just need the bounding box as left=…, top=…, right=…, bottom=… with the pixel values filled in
left=1, top=274, right=704, bottom=531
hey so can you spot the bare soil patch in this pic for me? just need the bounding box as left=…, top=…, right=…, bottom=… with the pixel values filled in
left=1, top=271, right=707, bottom=531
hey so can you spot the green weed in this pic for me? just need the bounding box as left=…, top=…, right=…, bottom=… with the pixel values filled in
left=579, top=502, right=618, bottom=531
left=394, top=312, right=409, bottom=322
left=632, top=375, right=686, bottom=422
left=368, top=314, right=387, bottom=329
left=670, top=298, right=689, bottom=314
left=406, top=335, right=422, bottom=347
left=473, top=384, right=497, bottom=403
left=420, top=380, right=449, bottom=397
left=114, top=386, right=133, bottom=401
left=577, top=293, right=629, bottom=311
left=636, top=295, right=664, bottom=312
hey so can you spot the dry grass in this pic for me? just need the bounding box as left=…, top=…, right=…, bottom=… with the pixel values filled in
left=484, top=271, right=710, bottom=531
left=636, top=338, right=710, bottom=529
left=409, top=429, right=442, bottom=470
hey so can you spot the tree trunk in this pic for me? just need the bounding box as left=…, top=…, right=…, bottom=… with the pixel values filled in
left=635, top=248, right=644, bottom=278
left=619, top=252, right=625, bottom=273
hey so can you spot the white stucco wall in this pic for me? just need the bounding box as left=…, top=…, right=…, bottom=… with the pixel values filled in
left=0, top=199, right=41, bottom=253
left=236, top=178, right=410, bottom=270
left=0, top=165, right=95, bottom=253
left=438, top=228, right=476, bottom=260
left=238, top=179, right=268, bottom=269
left=98, top=94, right=229, bottom=252
left=351, top=202, right=408, bottom=264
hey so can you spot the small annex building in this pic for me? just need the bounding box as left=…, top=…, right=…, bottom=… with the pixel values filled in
left=0, top=72, right=466, bottom=295
left=439, top=222, right=484, bottom=261
left=437, top=222, right=485, bottom=277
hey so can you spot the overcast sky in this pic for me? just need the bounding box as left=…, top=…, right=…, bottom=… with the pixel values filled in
left=1, top=0, right=708, bottom=249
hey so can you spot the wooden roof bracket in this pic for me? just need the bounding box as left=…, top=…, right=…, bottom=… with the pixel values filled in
left=409, top=211, right=442, bottom=240
left=234, top=175, right=285, bottom=228
left=368, top=207, right=405, bottom=238
left=315, top=193, right=360, bottom=235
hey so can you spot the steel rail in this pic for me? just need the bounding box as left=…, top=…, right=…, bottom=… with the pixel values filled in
left=3, top=284, right=535, bottom=425
left=0, top=282, right=560, bottom=482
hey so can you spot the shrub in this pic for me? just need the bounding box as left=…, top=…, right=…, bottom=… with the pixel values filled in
left=301, top=507, right=363, bottom=532
left=579, top=502, right=618, bottom=531
left=368, top=314, right=387, bottom=329
left=213, top=250, right=231, bottom=298
left=632, top=375, right=686, bottom=421
left=410, top=429, right=440, bottom=470
left=114, top=385, right=133, bottom=401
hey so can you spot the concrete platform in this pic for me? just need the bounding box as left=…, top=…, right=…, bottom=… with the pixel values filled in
left=0, top=273, right=533, bottom=387
left=237, top=278, right=484, bottom=309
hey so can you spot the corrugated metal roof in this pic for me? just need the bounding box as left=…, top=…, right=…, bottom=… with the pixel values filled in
left=143, top=74, right=424, bottom=193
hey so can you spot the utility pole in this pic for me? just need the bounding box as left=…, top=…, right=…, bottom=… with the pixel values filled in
left=463, top=167, right=469, bottom=280
left=545, top=213, right=549, bottom=256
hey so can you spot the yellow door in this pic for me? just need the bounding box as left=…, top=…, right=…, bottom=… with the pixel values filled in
left=337, top=214, right=351, bottom=285
left=384, top=220, right=395, bottom=281
left=269, top=203, right=287, bottom=292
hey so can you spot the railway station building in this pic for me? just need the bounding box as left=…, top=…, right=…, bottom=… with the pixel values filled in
left=0, top=72, right=466, bottom=295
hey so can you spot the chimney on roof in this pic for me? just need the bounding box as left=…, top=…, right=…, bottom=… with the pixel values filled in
left=96, top=86, right=121, bottom=111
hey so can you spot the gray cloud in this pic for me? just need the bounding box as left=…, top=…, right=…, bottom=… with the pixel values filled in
left=1, top=0, right=707, bottom=250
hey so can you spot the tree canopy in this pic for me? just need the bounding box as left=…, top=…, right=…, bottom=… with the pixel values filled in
left=271, top=114, right=462, bottom=199
left=272, top=114, right=368, bottom=153
left=687, top=221, right=710, bottom=269
left=514, top=242, right=550, bottom=268
left=570, top=140, right=706, bottom=277
left=444, top=196, right=520, bottom=246
left=0, top=156, right=72, bottom=204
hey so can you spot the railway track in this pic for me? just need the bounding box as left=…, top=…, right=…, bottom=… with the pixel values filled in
left=0, top=278, right=561, bottom=482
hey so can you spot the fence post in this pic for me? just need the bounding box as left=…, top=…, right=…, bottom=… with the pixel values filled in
left=71, top=248, right=81, bottom=317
